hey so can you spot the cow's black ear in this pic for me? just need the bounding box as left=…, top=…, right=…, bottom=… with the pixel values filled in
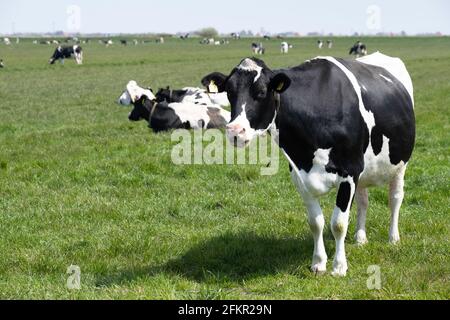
left=269, top=73, right=291, bottom=93
left=201, top=72, right=227, bottom=93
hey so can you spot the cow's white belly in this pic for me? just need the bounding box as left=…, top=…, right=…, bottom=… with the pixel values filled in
left=297, top=148, right=339, bottom=197
left=285, top=135, right=406, bottom=198
left=359, top=135, right=405, bottom=188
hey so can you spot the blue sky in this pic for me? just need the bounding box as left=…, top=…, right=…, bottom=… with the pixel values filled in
left=1, top=0, right=449, bottom=35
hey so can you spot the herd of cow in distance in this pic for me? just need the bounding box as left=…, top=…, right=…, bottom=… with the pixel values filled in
left=1, top=34, right=416, bottom=277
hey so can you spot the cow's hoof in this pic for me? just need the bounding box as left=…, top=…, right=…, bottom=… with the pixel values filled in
left=311, top=263, right=327, bottom=275
left=331, top=262, right=347, bottom=277
left=389, top=233, right=400, bottom=245
left=355, top=230, right=368, bottom=246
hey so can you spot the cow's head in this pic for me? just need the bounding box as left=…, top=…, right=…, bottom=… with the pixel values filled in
left=155, top=86, right=172, bottom=102
left=201, top=57, right=290, bottom=147
left=118, top=80, right=156, bottom=106
left=128, top=95, right=156, bottom=122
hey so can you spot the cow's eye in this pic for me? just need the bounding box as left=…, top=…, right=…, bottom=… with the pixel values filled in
left=256, top=90, right=267, bottom=100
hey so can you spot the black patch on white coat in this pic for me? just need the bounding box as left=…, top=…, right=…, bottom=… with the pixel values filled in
left=336, top=182, right=351, bottom=212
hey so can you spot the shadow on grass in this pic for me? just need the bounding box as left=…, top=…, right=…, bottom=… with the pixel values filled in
left=96, top=232, right=314, bottom=287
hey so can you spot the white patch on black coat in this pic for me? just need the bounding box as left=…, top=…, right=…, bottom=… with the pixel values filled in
left=237, top=58, right=263, bottom=83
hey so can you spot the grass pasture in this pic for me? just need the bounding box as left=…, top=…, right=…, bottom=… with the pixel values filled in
left=0, top=37, right=449, bottom=299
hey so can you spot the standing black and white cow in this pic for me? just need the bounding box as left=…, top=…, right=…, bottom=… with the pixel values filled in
left=349, top=41, right=368, bottom=57
left=201, top=52, right=415, bottom=276
left=0, top=59, right=4, bottom=68
left=49, top=45, right=83, bottom=65
left=118, top=81, right=231, bottom=132
left=317, top=40, right=324, bottom=49
left=231, top=33, right=241, bottom=40
left=281, top=42, right=289, bottom=54
left=251, top=43, right=265, bottom=55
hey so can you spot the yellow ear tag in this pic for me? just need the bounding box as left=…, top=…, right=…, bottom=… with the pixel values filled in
left=277, top=82, right=285, bottom=92
left=208, top=80, right=218, bottom=93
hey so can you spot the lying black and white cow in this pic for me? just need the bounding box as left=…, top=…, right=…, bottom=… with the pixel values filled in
left=49, top=45, right=83, bottom=64
left=202, top=52, right=415, bottom=276
left=155, top=86, right=230, bottom=107
left=118, top=81, right=231, bottom=132
left=0, top=59, right=4, bottom=68
left=349, top=41, right=368, bottom=57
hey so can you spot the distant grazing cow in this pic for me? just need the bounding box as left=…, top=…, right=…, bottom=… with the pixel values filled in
left=100, top=39, right=113, bottom=46
left=180, top=33, right=190, bottom=40
left=349, top=41, right=368, bottom=57
left=252, top=42, right=265, bottom=55
left=317, top=40, right=324, bottom=49
left=327, top=40, right=333, bottom=49
left=231, top=33, right=241, bottom=40
left=118, top=81, right=230, bottom=132
left=280, top=42, right=293, bottom=54
left=120, top=40, right=128, bottom=46
left=0, top=59, right=4, bottom=68
left=40, top=40, right=51, bottom=45
left=201, top=52, right=415, bottom=276
left=155, top=86, right=229, bottom=107
left=4, top=38, right=11, bottom=45
left=263, top=35, right=271, bottom=40
left=49, top=45, right=83, bottom=65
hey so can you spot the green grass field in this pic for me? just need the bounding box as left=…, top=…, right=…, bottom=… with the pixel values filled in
left=0, top=37, right=448, bottom=299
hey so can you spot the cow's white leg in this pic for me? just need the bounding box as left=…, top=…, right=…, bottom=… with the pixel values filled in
left=355, top=187, right=368, bottom=245
left=389, top=165, right=406, bottom=244
left=331, top=179, right=356, bottom=277
left=290, top=170, right=327, bottom=273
